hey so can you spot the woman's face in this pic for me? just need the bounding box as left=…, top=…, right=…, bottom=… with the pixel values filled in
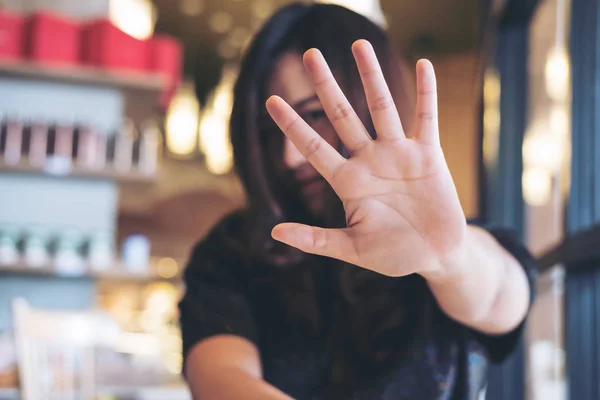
left=265, top=51, right=340, bottom=217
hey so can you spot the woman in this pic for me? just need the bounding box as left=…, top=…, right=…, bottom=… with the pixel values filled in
left=179, top=3, right=535, bottom=399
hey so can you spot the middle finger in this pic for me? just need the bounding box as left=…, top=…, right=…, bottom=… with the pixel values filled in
left=303, top=48, right=372, bottom=155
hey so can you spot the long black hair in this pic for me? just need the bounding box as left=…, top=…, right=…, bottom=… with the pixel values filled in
left=215, top=2, right=433, bottom=379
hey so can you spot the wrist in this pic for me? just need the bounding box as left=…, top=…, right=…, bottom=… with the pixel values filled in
left=419, top=227, right=475, bottom=284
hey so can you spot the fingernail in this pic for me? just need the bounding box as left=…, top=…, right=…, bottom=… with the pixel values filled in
left=303, top=49, right=321, bottom=74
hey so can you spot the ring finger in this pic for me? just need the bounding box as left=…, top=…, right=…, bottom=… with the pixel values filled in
left=303, top=48, right=372, bottom=155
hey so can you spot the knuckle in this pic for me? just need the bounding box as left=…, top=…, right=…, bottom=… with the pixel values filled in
left=418, top=112, right=436, bottom=122
left=332, top=102, right=352, bottom=122
left=304, top=136, right=323, bottom=159
left=351, top=138, right=371, bottom=153
left=370, top=95, right=394, bottom=112
left=360, top=68, right=379, bottom=80
left=313, top=76, right=331, bottom=88
left=418, top=88, right=436, bottom=96
left=312, top=227, right=328, bottom=249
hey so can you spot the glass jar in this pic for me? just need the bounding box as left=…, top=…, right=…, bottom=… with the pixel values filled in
left=0, top=225, right=20, bottom=265
left=23, top=226, right=50, bottom=267
left=121, top=234, right=150, bottom=273
left=53, top=229, right=85, bottom=275
left=87, top=231, right=114, bottom=271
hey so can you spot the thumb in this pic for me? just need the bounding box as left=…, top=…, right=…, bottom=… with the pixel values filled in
left=271, top=223, right=356, bottom=263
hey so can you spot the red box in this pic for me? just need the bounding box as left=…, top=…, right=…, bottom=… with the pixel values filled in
left=0, top=10, right=25, bottom=60
left=82, top=19, right=148, bottom=72
left=148, top=35, right=183, bottom=108
left=26, top=11, right=81, bottom=65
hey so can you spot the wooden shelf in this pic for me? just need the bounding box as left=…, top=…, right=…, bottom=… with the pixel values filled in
left=0, top=260, right=181, bottom=283
left=0, top=159, right=157, bottom=184
left=0, top=61, right=166, bottom=93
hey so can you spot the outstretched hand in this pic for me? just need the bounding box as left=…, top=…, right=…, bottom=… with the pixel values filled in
left=265, top=40, right=467, bottom=278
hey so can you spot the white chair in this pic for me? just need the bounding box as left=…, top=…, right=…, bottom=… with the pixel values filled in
left=11, top=298, right=119, bottom=400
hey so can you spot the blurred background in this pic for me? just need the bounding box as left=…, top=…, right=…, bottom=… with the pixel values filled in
left=0, top=0, right=594, bottom=399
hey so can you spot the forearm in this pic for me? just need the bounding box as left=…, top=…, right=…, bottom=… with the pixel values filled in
left=185, top=336, right=294, bottom=400
left=188, top=367, right=293, bottom=400
left=422, top=225, right=530, bottom=334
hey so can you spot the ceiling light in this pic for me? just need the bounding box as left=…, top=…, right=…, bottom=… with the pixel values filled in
left=522, top=125, right=563, bottom=173
left=198, top=67, right=237, bottom=175
left=545, top=47, right=570, bottom=101
left=228, top=26, right=250, bottom=48
left=109, top=0, right=157, bottom=40
left=180, top=0, right=205, bottom=16
left=523, top=167, right=552, bottom=206
left=251, top=0, right=275, bottom=20
left=209, top=11, right=234, bottom=34
left=217, top=39, right=238, bottom=59
left=165, top=82, right=200, bottom=156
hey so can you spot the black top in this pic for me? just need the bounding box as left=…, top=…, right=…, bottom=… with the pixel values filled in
left=179, top=211, right=536, bottom=400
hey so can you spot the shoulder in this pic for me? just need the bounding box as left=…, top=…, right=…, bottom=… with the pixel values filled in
left=184, top=208, right=253, bottom=282
left=192, top=208, right=252, bottom=257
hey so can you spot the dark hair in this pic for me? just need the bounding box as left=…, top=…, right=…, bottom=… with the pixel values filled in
left=222, top=3, right=429, bottom=376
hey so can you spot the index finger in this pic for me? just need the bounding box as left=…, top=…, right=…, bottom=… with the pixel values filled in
left=266, top=95, right=346, bottom=183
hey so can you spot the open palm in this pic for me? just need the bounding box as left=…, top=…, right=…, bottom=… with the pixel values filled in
left=266, top=40, right=467, bottom=277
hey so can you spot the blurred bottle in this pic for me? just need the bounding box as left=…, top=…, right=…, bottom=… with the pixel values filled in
left=138, top=120, right=161, bottom=175
left=0, top=225, right=19, bottom=265
left=45, top=122, right=73, bottom=175
left=113, top=119, right=135, bottom=173
left=3, top=116, right=23, bottom=165
left=95, top=129, right=108, bottom=170
left=23, top=226, right=50, bottom=267
left=28, top=120, right=49, bottom=168
left=76, top=124, right=98, bottom=170
left=53, top=229, right=85, bottom=275
left=122, top=234, right=150, bottom=273
left=87, top=231, right=114, bottom=271
left=54, top=123, right=73, bottom=160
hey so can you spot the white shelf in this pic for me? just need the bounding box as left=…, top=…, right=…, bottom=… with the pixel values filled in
left=0, top=260, right=181, bottom=283
left=0, top=61, right=166, bottom=93
left=0, top=159, right=157, bottom=185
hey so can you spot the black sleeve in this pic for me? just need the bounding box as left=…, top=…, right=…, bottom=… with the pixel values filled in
left=178, top=236, right=259, bottom=374
left=467, top=225, right=537, bottom=363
